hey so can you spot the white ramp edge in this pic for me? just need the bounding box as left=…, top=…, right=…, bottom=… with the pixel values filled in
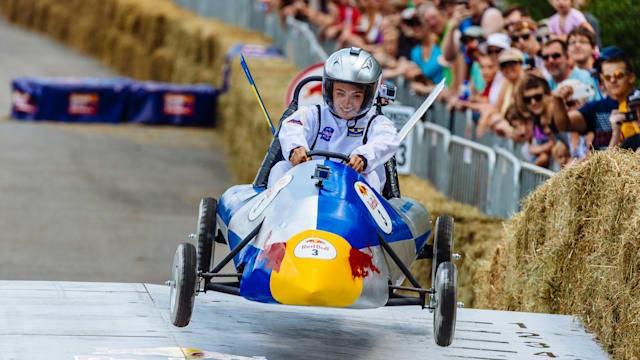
left=0, top=281, right=609, bottom=360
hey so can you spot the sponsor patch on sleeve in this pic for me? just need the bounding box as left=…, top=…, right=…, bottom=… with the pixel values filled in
left=347, top=126, right=365, bottom=137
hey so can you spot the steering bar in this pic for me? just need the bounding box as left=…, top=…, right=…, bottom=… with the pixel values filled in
left=306, top=150, right=350, bottom=162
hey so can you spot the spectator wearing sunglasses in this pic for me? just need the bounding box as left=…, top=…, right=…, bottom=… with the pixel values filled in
left=608, top=89, right=640, bottom=150
left=515, top=74, right=560, bottom=167
left=477, top=33, right=509, bottom=104
left=553, top=47, right=636, bottom=150
left=508, top=20, right=549, bottom=79
left=475, top=48, right=524, bottom=137
left=541, top=39, right=597, bottom=100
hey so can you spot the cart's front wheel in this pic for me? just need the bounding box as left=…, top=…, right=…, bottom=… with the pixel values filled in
left=196, top=197, right=217, bottom=273
left=170, top=242, right=197, bottom=327
left=433, top=261, right=457, bottom=347
left=432, top=215, right=454, bottom=285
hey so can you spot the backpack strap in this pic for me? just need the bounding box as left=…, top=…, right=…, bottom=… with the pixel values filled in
left=310, top=105, right=322, bottom=150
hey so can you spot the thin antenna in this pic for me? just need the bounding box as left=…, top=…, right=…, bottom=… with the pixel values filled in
left=240, top=54, right=276, bottom=136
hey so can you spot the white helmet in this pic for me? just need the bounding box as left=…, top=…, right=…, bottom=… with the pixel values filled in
left=322, top=47, right=382, bottom=117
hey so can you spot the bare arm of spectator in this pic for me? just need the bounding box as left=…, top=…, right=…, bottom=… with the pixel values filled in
left=480, top=8, right=504, bottom=36
left=529, top=139, right=554, bottom=156
left=552, top=86, right=588, bottom=133
left=608, top=110, right=624, bottom=148
left=409, top=81, right=436, bottom=97
left=442, top=6, right=470, bottom=63
left=382, top=58, right=416, bottom=79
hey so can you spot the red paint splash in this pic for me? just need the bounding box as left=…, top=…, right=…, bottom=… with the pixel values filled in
left=349, top=248, right=380, bottom=279
left=258, top=242, right=286, bottom=272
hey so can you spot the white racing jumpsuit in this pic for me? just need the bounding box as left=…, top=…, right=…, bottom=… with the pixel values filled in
left=268, top=103, right=399, bottom=192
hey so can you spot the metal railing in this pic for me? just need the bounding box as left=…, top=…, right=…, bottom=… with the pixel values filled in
left=520, top=163, right=555, bottom=200
left=490, top=147, right=522, bottom=218
left=176, top=0, right=558, bottom=218
left=447, top=136, right=496, bottom=212
left=418, top=122, right=451, bottom=192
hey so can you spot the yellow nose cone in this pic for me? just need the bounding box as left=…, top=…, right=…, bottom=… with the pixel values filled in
left=270, top=230, right=363, bottom=307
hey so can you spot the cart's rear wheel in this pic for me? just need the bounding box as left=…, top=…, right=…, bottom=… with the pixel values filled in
left=432, top=215, right=453, bottom=285
left=170, top=242, right=197, bottom=327
left=433, top=261, right=457, bottom=347
left=196, top=198, right=217, bottom=273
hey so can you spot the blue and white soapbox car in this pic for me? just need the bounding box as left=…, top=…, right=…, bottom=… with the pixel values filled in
left=168, top=76, right=458, bottom=346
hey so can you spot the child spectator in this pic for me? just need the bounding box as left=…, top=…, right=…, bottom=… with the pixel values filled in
left=552, top=134, right=572, bottom=169
left=506, top=105, right=533, bottom=143
left=547, top=0, right=594, bottom=37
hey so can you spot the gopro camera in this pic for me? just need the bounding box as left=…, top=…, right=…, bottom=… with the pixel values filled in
left=312, top=164, right=331, bottom=188
left=378, top=83, right=397, bottom=102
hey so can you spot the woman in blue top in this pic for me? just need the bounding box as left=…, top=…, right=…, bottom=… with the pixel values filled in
left=410, top=21, right=445, bottom=85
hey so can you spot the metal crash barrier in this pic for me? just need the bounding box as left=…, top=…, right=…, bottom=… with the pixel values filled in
left=175, top=0, right=559, bottom=218
left=419, top=122, right=450, bottom=192
left=447, top=136, right=495, bottom=212
left=490, top=147, right=522, bottom=218
left=520, top=163, right=555, bottom=201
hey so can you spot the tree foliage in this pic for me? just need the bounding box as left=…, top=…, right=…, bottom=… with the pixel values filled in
left=506, top=0, right=640, bottom=79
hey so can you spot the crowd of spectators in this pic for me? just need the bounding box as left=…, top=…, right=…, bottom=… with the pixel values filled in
left=261, top=0, right=640, bottom=170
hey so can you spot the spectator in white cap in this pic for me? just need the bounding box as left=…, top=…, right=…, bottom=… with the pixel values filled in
left=478, top=33, right=510, bottom=105
left=475, top=47, right=525, bottom=137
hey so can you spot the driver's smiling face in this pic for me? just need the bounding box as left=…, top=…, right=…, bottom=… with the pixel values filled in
left=332, top=82, right=365, bottom=120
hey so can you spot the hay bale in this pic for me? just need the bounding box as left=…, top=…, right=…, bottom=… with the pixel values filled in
left=492, top=149, right=640, bottom=358
left=31, top=0, right=52, bottom=32
left=44, top=3, right=70, bottom=41
left=150, top=47, right=175, bottom=82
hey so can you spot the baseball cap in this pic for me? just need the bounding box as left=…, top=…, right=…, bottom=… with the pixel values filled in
left=481, top=32, right=511, bottom=53
left=498, top=48, right=524, bottom=64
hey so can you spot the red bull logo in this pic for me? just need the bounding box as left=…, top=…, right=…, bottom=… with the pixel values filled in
left=163, top=93, right=195, bottom=116
left=294, top=238, right=336, bottom=260
left=68, top=93, right=99, bottom=115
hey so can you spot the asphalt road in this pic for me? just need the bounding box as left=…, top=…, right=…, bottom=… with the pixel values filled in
left=0, top=17, right=232, bottom=284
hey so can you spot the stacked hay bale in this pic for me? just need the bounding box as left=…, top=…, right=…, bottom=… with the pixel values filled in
left=0, top=0, right=298, bottom=182
left=475, top=149, right=640, bottom=358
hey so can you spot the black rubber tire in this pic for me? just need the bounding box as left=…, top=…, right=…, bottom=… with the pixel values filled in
left=170, top=242, right=197, bottom=327
left=196, top=198, right=217, bottom=273
left=433, top=261, right=457, bottom=347
left=432, top=215, right=454, bottom=286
